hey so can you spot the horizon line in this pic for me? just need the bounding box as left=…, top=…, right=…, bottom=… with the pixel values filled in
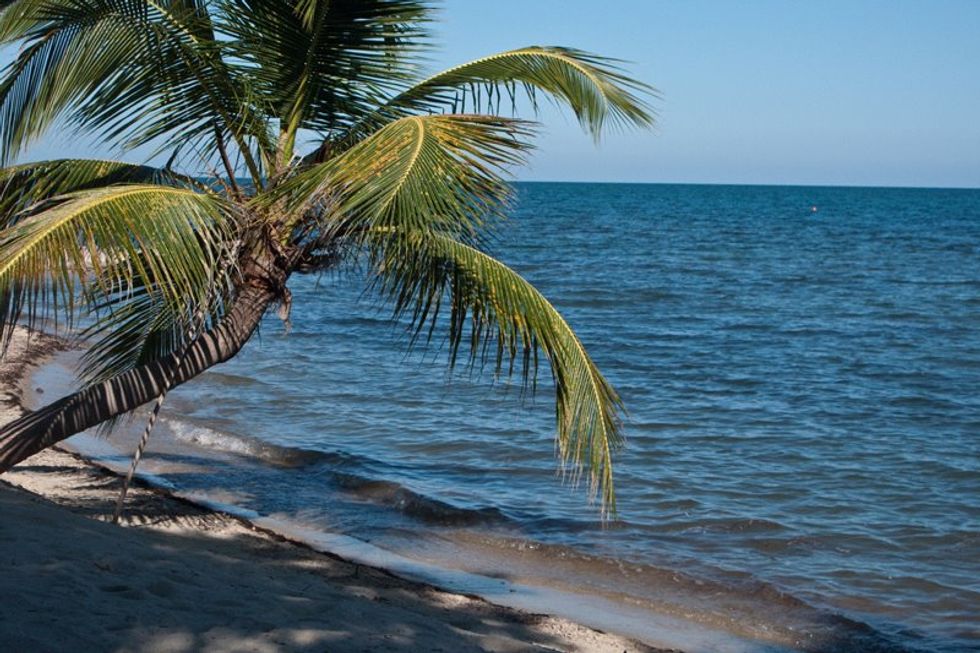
left=510, top=179, right=980, bottom=191
left=207, top=175, right=979, bottom=192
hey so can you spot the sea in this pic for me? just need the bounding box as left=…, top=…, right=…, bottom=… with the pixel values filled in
left=31, top=183, right=980, bottom=652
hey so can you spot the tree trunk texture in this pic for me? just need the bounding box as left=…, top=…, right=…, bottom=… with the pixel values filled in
left=0, top=254, right=287, bottom=474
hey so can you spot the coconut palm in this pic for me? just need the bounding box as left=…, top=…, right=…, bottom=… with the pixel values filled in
left=0, top=0, right=654, bottom=511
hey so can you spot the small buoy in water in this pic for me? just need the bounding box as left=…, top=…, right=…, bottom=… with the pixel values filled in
left=810, top=206, right=818, bottom=213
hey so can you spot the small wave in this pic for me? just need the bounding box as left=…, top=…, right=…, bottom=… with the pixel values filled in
left=200, top=370, right=271, bottom=388
left=164, top=418, right=341, bottom=468
left=887, top=395, right=961, bottom=410
left=163, top=418, right=510, bottom=528
left=633, top=420, right=696, bottom=432
left=685, top=516, right=789, bottom=535
left=331, top=473, right=507, bottom=527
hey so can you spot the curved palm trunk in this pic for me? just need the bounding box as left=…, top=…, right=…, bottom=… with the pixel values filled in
left=0, top=259, right=286, bottom=474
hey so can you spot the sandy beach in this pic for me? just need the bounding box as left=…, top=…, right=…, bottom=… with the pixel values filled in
left=0, top=326, right=664, bottom=653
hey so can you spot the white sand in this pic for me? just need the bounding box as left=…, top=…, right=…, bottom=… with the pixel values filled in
left=0, top=327, right=666, bottom=653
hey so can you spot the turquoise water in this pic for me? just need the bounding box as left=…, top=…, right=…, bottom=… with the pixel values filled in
left=53, top=183, right=979, bottom=651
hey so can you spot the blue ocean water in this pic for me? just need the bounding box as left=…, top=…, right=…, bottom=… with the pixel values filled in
left=50, top=183, right=979, bottom=652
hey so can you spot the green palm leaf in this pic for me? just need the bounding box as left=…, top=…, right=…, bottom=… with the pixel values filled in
left=219, top=0, right=430, bottom=163
left=342, top=46, right=656, bottom=146
left=0, top=0, right=267, bottom=179
left=0, top=0, right=155, bottom=161
left=372, top=231, right=625, bottom=512
left=77, top=245, right=237, bottom=387
left=0, top=184, right=234, bottom=353
left=0, top=158, right=201, bottom=226
left=274, top=114, right=533, bottom=243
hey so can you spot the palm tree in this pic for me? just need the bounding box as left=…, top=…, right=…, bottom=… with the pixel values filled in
left=0, top=0, right=654, bottom=511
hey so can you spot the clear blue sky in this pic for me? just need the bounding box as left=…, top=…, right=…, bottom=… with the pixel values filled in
left=14, top=0, right=980, bottom=188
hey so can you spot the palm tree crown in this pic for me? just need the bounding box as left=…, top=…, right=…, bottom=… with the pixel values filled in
left=0, top=0, right=655, bottom=512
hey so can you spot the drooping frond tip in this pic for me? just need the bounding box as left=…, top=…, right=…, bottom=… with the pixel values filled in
left=371, top=231, right=626, bottom=514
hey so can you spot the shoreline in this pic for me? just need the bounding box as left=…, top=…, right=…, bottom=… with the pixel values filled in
left=0, top=326, right=667, bottom=653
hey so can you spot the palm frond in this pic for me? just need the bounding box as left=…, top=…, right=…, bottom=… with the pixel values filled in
left=271, top=114, right=533, bottom=244
left=79, top=284, right=188, bottom=386
left=0, top=0, right=268, bottom=180
left=219, top=0, right=431, bottom=161
left=0, top=158, right=203, bottom=227
left=371, top=231, right=625, bottom=512
left=77, top=241, right=238, bottom=386
left=342, top=46, right=656, bottom=146
left=0, top=184, right=234, bottom=354
left=0, top=0, right=47, bottom=43
left=0, top=0, right=145, bottom=162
